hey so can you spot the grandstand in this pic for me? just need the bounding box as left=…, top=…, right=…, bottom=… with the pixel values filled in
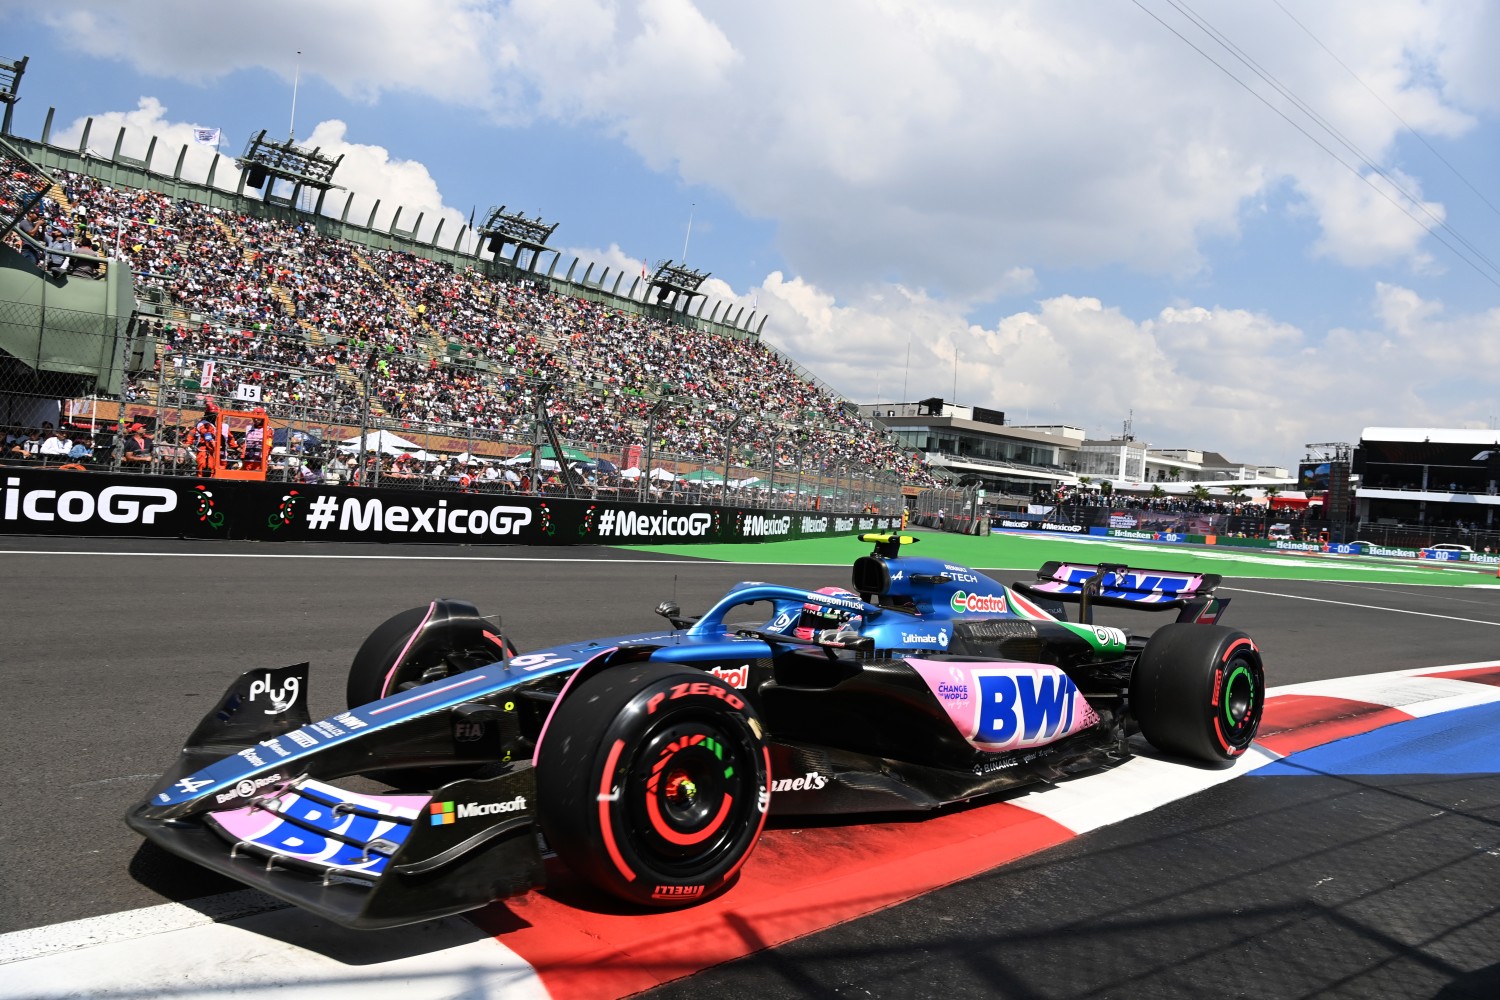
left=1, top=102, right=939, bottom=506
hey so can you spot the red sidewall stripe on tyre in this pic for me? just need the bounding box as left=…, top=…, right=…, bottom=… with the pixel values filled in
left=596, top=738, right=634, bottom=883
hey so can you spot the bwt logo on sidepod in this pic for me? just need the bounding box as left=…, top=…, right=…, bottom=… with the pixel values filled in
left=972, top=667, right=1089, bottom=749
left=2, top=479, right=177, bottom=525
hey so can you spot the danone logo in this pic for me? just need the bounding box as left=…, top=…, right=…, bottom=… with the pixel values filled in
left=950, top=591, right=1008, bottom=614
left=429, top=795, right=528, bottom=825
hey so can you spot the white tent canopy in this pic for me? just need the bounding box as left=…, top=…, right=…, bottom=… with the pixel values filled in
left=340, top=429, right=426, bottom=456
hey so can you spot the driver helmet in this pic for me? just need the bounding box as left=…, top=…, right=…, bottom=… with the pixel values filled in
left=795, top=587, right=863, bottom=640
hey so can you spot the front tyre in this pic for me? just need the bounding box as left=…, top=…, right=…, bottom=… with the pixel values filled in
left=1130, top=623, right=1264, bottom=762
left=347, top=601, right=516, bottom=709
left=537, top=664, right=771, bottom=908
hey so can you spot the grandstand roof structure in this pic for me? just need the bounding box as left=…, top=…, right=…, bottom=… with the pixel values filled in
left=1360, top=426, right=1500, bottom=446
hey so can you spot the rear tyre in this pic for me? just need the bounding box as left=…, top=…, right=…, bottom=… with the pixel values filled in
left=537, top=664, right=770, bottom=908
left=346, top=602, right=516, bottom=709
left=1130, top=623, right=1263, bottom=762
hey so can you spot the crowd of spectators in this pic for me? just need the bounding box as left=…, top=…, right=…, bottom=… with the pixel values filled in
left=20, top=169, right=936, bottom=489
left=1047, top=485, right=1268, bottom=518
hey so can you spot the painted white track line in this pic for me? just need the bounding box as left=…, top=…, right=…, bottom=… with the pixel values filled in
left=0, top=890, right=284, bottom=966
left=1010, top=743, right=1281, bottom=835
left=1, top=908, right=544, bottom=1000
left=1224, top=584, right=1500, bottom=627
left=3, top=661, right=1497, bottom=1000
left=1266, top=659, right=1500, bottom=717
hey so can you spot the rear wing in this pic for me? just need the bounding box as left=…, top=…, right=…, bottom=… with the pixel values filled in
left=1012, top=561, right=1228, bottom=626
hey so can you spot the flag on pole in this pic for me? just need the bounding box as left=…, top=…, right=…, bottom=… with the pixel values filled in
left=191, top=127, right=221, bottom=146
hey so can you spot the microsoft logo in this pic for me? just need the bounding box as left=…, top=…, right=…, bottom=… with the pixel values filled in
left=428, top=795, right=529, bottom=826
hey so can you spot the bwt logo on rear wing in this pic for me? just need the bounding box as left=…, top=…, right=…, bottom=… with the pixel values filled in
left=1012, top=561, right=1228, bottom=625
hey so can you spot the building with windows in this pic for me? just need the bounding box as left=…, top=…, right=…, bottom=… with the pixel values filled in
left=858, top=399, right=1077, bottom=497
left=1355, top=426, right=1500, bottom=532
left=860, top=398, right=1289, bottom=499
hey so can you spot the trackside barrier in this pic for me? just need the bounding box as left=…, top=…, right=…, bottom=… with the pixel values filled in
left=0, top=468, right=898, bottom=544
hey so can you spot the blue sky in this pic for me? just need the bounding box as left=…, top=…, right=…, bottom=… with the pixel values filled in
left=3, top=1, right=1498, bottom=469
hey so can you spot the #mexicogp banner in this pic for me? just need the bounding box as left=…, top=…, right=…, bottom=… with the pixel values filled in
left=0, top=469, right=897, bottom=545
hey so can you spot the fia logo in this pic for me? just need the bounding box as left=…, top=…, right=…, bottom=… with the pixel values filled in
left=454, top=721, right=486, bottom=743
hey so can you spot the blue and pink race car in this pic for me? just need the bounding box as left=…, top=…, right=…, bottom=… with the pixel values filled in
left=127, top=533, right=1264, bottom=927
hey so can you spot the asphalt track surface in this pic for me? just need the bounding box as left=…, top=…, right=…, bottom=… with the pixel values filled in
left=1, top=532, right=1498, bottom=997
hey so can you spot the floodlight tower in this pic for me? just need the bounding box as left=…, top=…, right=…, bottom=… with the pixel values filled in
left=647, top=260, right=709, bottom=313
left=235, top=129, right=344, bottom=213
left=0, top=55, right=27, bottom=136
left=477, top=206, right=559, bottom=274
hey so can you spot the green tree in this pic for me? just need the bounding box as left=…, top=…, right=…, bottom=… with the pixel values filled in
left=1190, top=485, right=1211, bottom=503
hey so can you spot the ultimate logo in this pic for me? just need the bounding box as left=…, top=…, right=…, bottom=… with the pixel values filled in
left=268, top=490, right=302, bottom=531
left=193, top=484, right=225, bottom=529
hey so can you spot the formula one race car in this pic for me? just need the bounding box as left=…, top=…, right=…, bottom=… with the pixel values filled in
left=127, top=534, right=1264, bottom=928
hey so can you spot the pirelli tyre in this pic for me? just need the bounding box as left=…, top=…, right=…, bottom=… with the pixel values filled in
left=1130, top=623, right=1264, bottom=762
left=346, top=601, right=516, bottom=709
left=537, top=664, right=771, bottom=908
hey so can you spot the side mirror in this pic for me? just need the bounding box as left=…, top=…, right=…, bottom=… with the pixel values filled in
left=655, top=601, right=696, bottom=629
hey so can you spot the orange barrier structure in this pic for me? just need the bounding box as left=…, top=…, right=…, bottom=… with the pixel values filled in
left=210, top=408, right=270, bottom=481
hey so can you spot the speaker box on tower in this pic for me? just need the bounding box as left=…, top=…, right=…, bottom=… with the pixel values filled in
left=244, top=166, right=268, bottom=190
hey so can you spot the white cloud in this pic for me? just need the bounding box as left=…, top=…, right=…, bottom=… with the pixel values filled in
left=51, top=102, right=472, bottom=245
left=50, top=97, right=231, bottom=183
left=742, top=272, right=1500, bottom=467
left=34, top=1, right=1495, bottom=302
left=297, top=120, right=467, bottom=241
